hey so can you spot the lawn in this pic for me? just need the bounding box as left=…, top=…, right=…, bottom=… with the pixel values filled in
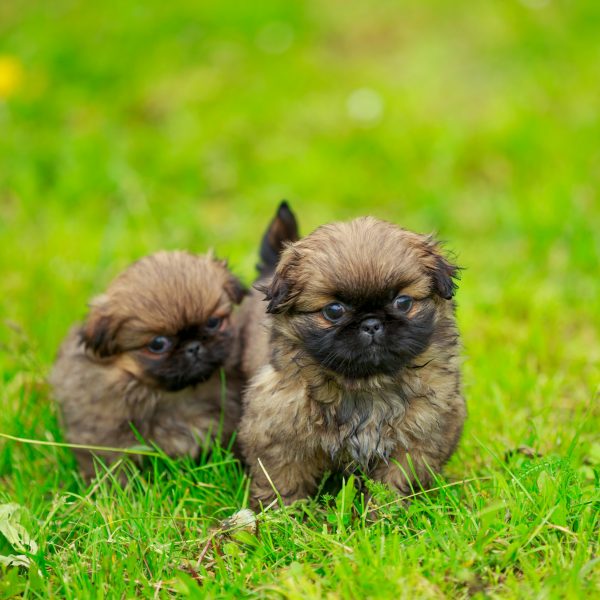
left=1, top=0, right=599, bottom=597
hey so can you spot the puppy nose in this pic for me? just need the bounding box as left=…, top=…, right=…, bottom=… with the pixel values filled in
left=185, top=341, right=202, bottom=357
left=360, top=318, right=383, bottom=336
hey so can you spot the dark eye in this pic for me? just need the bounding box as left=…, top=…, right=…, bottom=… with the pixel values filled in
left=322, top=303, right=346, bottom=322
left=393, top=295, right=413, bottom=313
left=205, top=316, right=222, bottom=331
left=148, top=336, right=172, bottom=354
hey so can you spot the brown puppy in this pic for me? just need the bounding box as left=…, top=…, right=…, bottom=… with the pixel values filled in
left=239, top=216, right=466, bottom=506
left=50, top=251, right=245, bottom=480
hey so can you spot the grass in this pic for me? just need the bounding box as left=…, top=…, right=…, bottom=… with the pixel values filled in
left=1, top=0, right=599, bottom=597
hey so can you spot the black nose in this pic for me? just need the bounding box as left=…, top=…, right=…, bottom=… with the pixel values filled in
left=360, top=318, right=383, bottom=336
left=185, top=341, right=202, bottom=357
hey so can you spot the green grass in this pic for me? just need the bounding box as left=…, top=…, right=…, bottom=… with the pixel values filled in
left=1, top=0, right=599, bottom=597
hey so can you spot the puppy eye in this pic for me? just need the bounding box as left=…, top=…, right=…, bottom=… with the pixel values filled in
left=148, top=336, right=172, bottom=354
left=205, top=316, right=222, bottom=331
left=393, top=295, right=413, bottom=313
left=322, top=303, right=346, bottom=322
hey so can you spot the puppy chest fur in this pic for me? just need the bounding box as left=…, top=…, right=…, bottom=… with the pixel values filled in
left=52, top=328, right=241, bottom=479
left=243, top=358, right=460, bottom=470
left=316, top=390, right=405, bottom=470
left=240, top=348, right=465, bottom=506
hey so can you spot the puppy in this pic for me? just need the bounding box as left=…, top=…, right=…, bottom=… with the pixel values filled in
left=50, top=251, right=245, bottom=480
left=239, top=217, right=466, bottom=506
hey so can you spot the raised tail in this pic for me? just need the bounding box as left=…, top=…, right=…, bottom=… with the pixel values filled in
left=257, top=201, right=299, bottom=277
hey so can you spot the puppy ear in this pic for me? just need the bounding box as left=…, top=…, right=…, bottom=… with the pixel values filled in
left=224, top=274, right=247, bottom=304
left=214, top=257, right=247, bottom=304
left=80, top=295, right=122, bottom=358
left=256, top=246, right=299, bottom=313
left=263, top=273, right=292, bottom=314
left=424, top=239, right=460, bottom=300
left=431, top=255, right=460, bottom=299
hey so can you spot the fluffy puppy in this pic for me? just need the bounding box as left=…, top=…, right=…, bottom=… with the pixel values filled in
left=50, top=251, right=245, bottom=480
left=239, top=217, right=466, bottom=506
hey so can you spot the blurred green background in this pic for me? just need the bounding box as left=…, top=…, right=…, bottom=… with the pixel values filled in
left=1, top=0, right=599, bottom=446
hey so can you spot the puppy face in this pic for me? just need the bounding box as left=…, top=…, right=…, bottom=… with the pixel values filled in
left=81, top=251, right=245, bottom=391
left=264, top=217, right=458, bottom=380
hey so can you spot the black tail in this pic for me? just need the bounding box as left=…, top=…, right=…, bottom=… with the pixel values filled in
left=257, top=201, right=299, bottom=277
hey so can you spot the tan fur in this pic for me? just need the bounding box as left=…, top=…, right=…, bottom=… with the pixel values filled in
left=237, top=287, right=272, bottom=380
left=50, top=251, right=244, bottom=480
left=238, top=217, right=466, bottom=506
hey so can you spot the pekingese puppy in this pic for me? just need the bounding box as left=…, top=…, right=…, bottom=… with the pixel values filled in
left=238, top=216, right=466, bottom=506
left=50, top=251, right=245, bottom=480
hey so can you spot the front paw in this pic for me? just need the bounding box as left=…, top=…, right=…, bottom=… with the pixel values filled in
left=373, top=463, right=422, bottom=498
left=152, top=425, right=201, bottom=458
left=250, top=480, right=310, bottom=509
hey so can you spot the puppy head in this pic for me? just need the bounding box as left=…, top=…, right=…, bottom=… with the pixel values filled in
left=264, top=217, right=459, bottom=380
left=81, top=251, right=245, bottom=391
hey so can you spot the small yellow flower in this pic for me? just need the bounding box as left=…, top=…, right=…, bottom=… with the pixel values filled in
left=0, top=55, right=23, bottom=99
